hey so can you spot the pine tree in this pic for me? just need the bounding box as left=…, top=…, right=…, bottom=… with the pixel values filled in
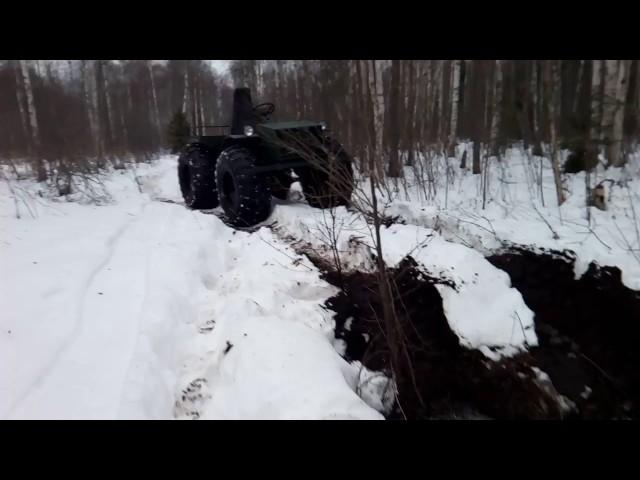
left=167, top=110, right=191, bottom=154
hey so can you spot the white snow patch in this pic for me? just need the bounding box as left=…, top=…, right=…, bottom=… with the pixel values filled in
left=271, top=203, right=537, bottom=358
left=0, top=157, right=382, bottom=419
left=384, top=147, right=640, bottom=290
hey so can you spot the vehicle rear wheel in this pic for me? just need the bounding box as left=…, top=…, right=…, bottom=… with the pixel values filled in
left=178, top=144, right=219, bottom=209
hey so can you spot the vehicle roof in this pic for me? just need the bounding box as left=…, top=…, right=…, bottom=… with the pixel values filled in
left=260, top=120, right=322, bottom=130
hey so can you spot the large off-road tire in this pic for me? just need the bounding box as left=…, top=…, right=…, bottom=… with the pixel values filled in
left=178, top=144, right=219, bottom=209
left=296, top=142, right=354, bottom=209
left=215, top=146, right=272, bottom=227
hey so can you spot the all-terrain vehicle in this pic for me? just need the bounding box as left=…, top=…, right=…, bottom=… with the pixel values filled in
left=177, top=87, right=354, bottom=227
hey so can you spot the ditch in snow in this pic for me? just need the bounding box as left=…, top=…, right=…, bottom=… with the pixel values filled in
left=308, top=245, right=640, bottom=420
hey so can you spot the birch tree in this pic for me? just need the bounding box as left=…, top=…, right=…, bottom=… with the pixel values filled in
left=368, top=60, right=386, bottom=179
left=601, top=59, right=619, bottom=157
left=20, top=60, right=39, bottom=148
left=387, top=60, right=402, bottom=177
left=606, top=60, right=632, bottom=166
left=530, top=61, right=543, bottom=155
left=590, top=59, right=604, bottom=147
left=490, top=60, right=503, bottom=156
left=20, top=60, right=46, bottom=181
left=448, top=59, right=461, bottom=157
left=13, top=60, right=29, bottom=148
left=92, top=60, right=105, bottom=162
left=147, top=61, right=162, bottom=140
left=544, top=60, right=566, bottom=205
left=81, top=60, right=97, bottom=156
left=102, top=62, right=116, bottom=150
left=572, top=60, right=584, bottom=115
left=182, top=64, right=190, bottom=115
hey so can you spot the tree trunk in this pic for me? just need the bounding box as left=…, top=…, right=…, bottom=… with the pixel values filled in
left=490, top=60, right=503, bottom=156
left=346, top=60, right=356, bottom=150
left=191, top=76, right=198, bottom=134
left=429, top=61, right=441, bottom=144
left=198, top=77, right=206, bottom=134
left=573, top=60, right=584, bottom=115
left=82, top=60, right=98, bottom=158
left=459, top=60, right=469, bottom=139
left=637, top=60, right=640, bottom=138
left=20, top=60, right=46, bottom=181
left=448, top=60, right=461, bottom=157
left=20, top=60, right=39, bottom=146
left=590, top=60, right=604, bottom=146
left=371, top=60, right=386, bottom=179
left=92, top=60, right=105, bottom=163
left=471, top=61, right=485, bottom=174
left=387, top=60, right=402, bottom=177
left=437, top=60, right=448, bottom=149
left=530, top=61, right=543, bottom=155
left=484, top=61, right=494, bottom=145
left=544, top=60, right=566, bottom=205
left=182, top=65, right=190, bottom=115
left=100, top=61, right=115, bottom=153
left=147, top=61, right=162, bottom=141
left=255, top=60, right=263, bottom=99
left=119, top=95, right=129, bottom=155
left=355, top=60, right=368, bottom=174
left=607, top=60, right=631, bottom=167
left=472, top=141, right=481, bottom=174
left=601, top=59, right=619, bottom=159
left=13, top=60, right=29, bottom=152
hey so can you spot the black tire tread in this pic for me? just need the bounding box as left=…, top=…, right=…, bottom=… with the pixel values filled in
left=215, top=146, right=272, bottom=227
left=178, top=143, right=219, bottom=209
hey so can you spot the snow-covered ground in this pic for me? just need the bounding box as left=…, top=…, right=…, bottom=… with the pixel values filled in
left=383, top=145, right=640, bottom=290
left=2, top=147, right=638, bottom=419
left=0, top=159, right=381, bottom=419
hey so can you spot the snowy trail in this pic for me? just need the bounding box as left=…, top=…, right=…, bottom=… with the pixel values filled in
left=5, top=151, right=635, bottom=419
left=1, top=158, right=382, bottom=419
left=1, top=166, right=176, bottom=418
left=6, top=207, right=153, bottom=418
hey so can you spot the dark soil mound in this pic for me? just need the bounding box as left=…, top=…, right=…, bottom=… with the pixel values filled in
left=322, top=257, right=569, bottom=420
left=488, top=248, right=640, bottom=419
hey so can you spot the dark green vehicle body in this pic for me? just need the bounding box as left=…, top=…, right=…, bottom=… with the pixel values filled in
left=191, top=120, right=329, bottom=174
left=177, top=87, right=353, bottom=226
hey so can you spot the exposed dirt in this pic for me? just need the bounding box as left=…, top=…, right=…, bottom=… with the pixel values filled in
left=273, top=221, right=640, bottom=419
left=322, top=257, right=570, bottom=420
left=488, top=247, right=640, bottom=419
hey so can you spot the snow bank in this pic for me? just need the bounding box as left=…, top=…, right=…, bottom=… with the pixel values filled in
left=270, top=204, right=537, bottom=359
left=384, top=146, right=640, bottom=290
left=170, top=224, right=382, bottom=420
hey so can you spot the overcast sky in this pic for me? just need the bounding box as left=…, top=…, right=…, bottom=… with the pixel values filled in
left=210, top=60, right=231, bottom=74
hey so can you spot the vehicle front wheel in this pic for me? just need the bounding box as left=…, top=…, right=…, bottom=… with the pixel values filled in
left=215, top=146, right=272, bottom=227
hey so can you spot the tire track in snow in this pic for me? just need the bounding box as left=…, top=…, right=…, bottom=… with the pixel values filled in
left=115, top=202, right=187, bottom=418
left=170, top=221, right=382, bottom=420
left=3, top=206, right=145, bottom=419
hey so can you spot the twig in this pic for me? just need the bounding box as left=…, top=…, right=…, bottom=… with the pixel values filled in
left=2, top=173, right=21, bottom=219
left=579, top=353, right=619, bottom=386
left=532, top=203, right=560, bottom=240
left=256, top=230, right=312, bottom=271
left=612, top=217, right=640, bottom=265
left=626, top=184, right=640, bottom=253
left=560, top=217, right=613, bottom=251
